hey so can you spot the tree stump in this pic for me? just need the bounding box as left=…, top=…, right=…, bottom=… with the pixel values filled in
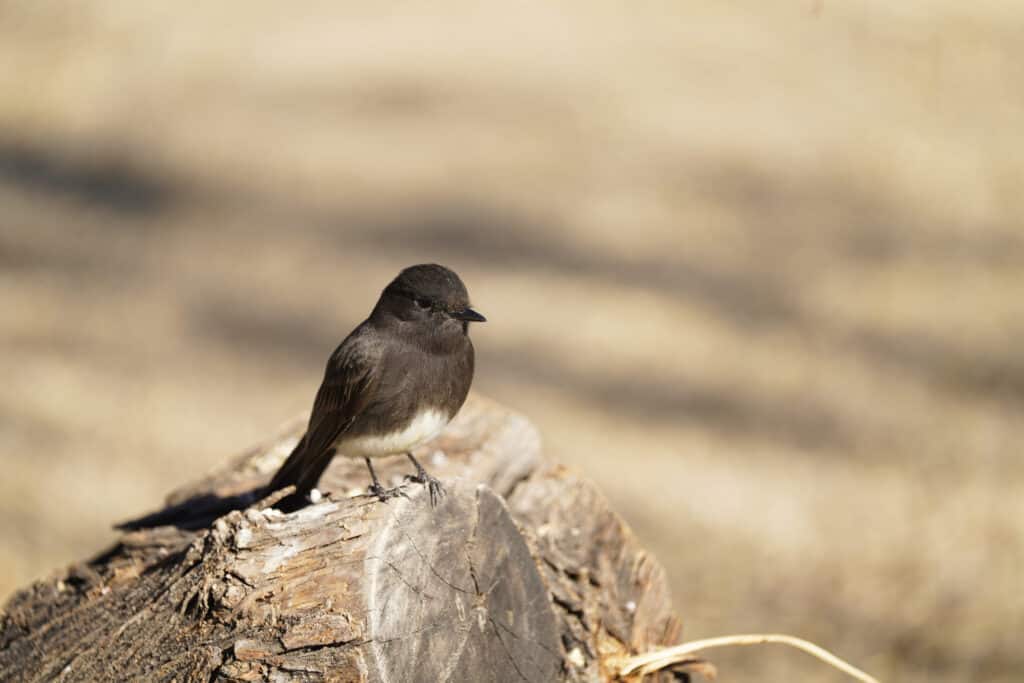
left=0, top=395, right=682, bottom=682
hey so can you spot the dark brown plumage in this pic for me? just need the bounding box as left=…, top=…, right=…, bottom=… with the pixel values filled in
left=269, top=264, right=485, bottom=509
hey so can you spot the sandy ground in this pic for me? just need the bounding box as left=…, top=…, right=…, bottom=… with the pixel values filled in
left=2, top=2, right=1023, bottom=681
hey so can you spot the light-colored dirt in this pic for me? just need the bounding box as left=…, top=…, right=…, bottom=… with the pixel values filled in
left=1, top=2, right=1021, bottom=681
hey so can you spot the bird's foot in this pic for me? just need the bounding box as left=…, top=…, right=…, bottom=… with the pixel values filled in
left=406, top=471, right=445, bottom=507
left=367, top=482, right=409, bottom=504
left=404, top=452, right=446, bottom=507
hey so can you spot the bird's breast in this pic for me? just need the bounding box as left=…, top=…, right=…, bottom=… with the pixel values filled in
left=337, top=408, right=450, bottom=459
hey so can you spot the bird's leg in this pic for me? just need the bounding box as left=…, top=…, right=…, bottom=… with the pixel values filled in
left=364, top=457, right=406, bottom=503
left=405, top=452, right=445, bottom=507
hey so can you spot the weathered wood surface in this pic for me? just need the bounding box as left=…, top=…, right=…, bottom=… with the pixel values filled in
left=0, top=395, right=682, bottom=682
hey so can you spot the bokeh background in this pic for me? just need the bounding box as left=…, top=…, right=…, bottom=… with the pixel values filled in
left=2, top=2, right=1022, bottom=681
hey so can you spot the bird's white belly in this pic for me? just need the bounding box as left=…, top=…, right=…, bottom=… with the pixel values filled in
left=339, top=409, right=449, bottom=459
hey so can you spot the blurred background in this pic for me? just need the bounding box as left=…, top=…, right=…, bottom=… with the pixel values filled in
left=2, top=2, right=1022, bottom=681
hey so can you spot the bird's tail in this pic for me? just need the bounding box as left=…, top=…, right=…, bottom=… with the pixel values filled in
left=116, top=436, right=321, bottom=529
left=267, top=434, right=336, bottom=505
left=268, top=434, right=310, bottom=491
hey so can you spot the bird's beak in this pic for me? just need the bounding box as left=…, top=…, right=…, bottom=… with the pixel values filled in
left=452, top=307, right=486, bottom=323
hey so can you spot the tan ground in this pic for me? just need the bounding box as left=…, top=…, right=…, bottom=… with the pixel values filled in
left=2, top=2, right=1022, bottom=681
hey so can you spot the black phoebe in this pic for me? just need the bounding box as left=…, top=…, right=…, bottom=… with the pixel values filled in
left=269, top=264, right=485, bottom=509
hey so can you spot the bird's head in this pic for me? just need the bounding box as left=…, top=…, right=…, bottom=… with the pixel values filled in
left=374, top=264, right=486, bottom=333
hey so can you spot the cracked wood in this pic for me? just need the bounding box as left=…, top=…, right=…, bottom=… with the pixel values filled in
left=0, top=395, right=682, bottom=682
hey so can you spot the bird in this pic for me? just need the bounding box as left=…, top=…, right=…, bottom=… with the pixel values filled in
left=268, top=263, right=485, bottom=510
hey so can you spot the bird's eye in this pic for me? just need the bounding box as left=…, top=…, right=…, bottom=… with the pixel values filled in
left=415, top=297, right=432, bottom=310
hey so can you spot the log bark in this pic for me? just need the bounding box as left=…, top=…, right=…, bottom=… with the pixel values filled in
left=0, top=395, right=682, bottom=682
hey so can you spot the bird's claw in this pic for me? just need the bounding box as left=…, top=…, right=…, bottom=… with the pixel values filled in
left=407, top=472, right=446, bottom=507
left=368, top=482, right=408, bottom=503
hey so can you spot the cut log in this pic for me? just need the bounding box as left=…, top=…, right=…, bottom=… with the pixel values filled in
left=0, top=395, right=682, bottom=682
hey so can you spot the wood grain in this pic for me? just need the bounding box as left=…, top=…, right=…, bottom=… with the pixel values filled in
left=0, top=396, right=681, bottom=682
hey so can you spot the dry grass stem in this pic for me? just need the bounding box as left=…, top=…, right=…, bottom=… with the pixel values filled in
left=616, top=633, right=880, bottom=683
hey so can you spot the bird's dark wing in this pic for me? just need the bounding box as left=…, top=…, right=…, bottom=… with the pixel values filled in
left=268, top=326, right=379, bottom=495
